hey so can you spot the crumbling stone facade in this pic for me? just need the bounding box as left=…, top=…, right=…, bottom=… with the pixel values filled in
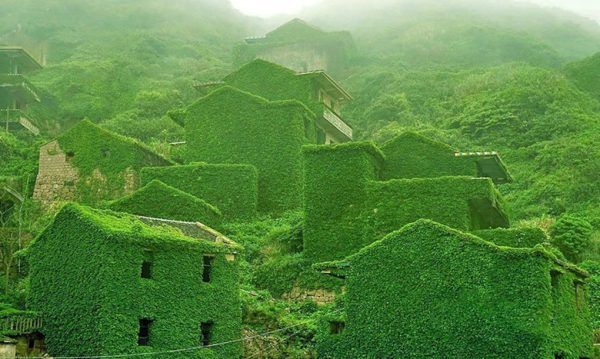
left=33, top=141, right=79, bottom=206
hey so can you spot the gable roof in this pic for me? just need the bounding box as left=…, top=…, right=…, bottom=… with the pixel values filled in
left=188, top=85, right=314, bottom=117
left=315, top=220, right=586, bottom=279
left=265, top=18, right=326, bottom=40
left=224, top=59, right=352, bottom=101
left=108, top=180, right=222, bottom=225
left=28, top=203, right=238, bottom=253
left=55, top=119, right=173, bottom=168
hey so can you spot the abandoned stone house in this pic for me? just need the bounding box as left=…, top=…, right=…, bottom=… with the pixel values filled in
left=315, top=220, right=594, bottom=358
left=303, top=132, right=512, bottom=262
left=236, top=18, right=355, bottom=75
left=0, top=47, right=42, bottom=136
left=33, top=120, right=173, bottom=206
left=25, top=203, right=242, bottom=358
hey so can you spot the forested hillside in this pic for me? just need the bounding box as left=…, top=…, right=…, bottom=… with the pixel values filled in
left=1, top=0, right=600, bottom=357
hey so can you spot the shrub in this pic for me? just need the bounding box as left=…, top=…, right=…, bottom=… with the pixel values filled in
left=550, top=215, right=594, bottom=263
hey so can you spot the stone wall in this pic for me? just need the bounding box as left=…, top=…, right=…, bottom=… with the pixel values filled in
left=282, top=286, right=337, bottom=305
left=33, top=141, right=79, bottom=206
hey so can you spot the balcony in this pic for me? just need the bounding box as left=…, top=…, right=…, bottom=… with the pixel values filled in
left=0, top=74, right=40, bottom=103
left=322, top=106, right=353, bottom=141
left=0, top=109, right=40, bottom=135
left=0, top=312, right=42, bottom=335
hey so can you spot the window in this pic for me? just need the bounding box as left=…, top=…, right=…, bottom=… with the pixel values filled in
left=330, top=321, right=345, bottom=335
left=138, top=319, right=152, bottom=346
left=202, top=256, right=214, bottom=283
left=141, top=250, right=153, bottom=279
left=575, top=281, right=584, bottom=311
left=200, top=322, right=213, bottom=346
left=550, top=270, right=560, bottom=289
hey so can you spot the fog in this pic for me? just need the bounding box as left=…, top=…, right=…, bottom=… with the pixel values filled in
left=518, top=0, right=600, bottom=23
left=231, top=0, right=600, bottom=23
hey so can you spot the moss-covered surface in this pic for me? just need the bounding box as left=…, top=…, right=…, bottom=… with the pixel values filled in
left=223, top=60, right=323, bottom=116
left=580, top=261, right=600, bottom=339
left=141, top=163, right=258, bottom=220
left=474, top=227, right=548, bottom=248
left=56, top=120, right=173, bottom=203
left=303, top=140, right=509, bottom=262
left=302, top=142, right=384, bottom=262
left=182, top=86, right=314, bottom=214
left=380, top=132, right=511, bottom=183
left=108, top=180, right=222, bottom=227
left=315, top=220, right=593, bottom=359
left=26, top=203, right=241, bottom=358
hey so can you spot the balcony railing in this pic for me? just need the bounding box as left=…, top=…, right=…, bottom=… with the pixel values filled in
left=323, top=107, right=353, bottom=140
left=0, top=74, right=41, bottom=102
left=0, top=312, right=42, bottom=335
left=0, top=109, right=40, bottom=135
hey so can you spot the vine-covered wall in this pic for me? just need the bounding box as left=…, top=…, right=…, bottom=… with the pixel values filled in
left=316, top=220, right=593, bottom=359
left=38, top=120, right=173, bottom=205
left=183, top=86, right=314, bottom=214
left=141, top=163, right=258, bottom=220
left=26, top=204, right=242, bottom=358
left=302, top=136, right=510, bottom=263
left=474, top=227, right=548, bottom=248
left=302, top=142, right=384, bottom=262
left=108, top=180, right=222, bottom=228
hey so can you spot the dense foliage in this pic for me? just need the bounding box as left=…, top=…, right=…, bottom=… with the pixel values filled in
left=550, top=215, right=594, bottom=264
left=316, top=220, right=592, bottom=358
left=1, top=0, right=600, bottom=357
left=141, top=163, right=258, bottom=220
left=56, top=120, right=172, bottom=203
left=26, top=204, right=241, bottom=358
left=108, top=180, right=222, bottom=227
left=183, top=86, right=313, bottom=214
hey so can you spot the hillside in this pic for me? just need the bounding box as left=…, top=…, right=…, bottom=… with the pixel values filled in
left=1, top=0, right=599, bottom=357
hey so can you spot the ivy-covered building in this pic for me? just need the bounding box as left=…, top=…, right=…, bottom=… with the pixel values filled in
left=26, top=204, right=242, bottom=359
left=175, top=86, right=312, bottom=214
left=303, top=133, right=512, bottom=262
left=235, top=18, right=355, bottom=76
left=108, top=180, right=223, bottom=228
left=0, top=47, right=42, bottom=136
left=195, top=59, right=354, bottom=144
left=315, top=220, right=594, bottom=359
left=33, top=120, right=173, bottom=206
left=141, top=162, right=258, bottom=221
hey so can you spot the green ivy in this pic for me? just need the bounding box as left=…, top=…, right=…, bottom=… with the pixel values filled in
left=474, top=227, right=547, bottom=248
left=141, top=162, right=258, bottom=220
left=25, top=203, right=242, bottom=358
left=182, top=86, right=314, bottom=214
left=56, top=120, right=173, bottom=204
left=108, top=180, right=222, bottom=228
left=315, top=220, right=593, bottom=358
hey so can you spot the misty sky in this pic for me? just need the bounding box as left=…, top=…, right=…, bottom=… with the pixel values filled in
left=230, top=0, right=600, bottom=22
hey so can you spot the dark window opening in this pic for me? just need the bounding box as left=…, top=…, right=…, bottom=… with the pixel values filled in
left=28, top=336, right=35, bottom=350
left=554, top=353, right=565, bottom=359
left=141, top=250, right=154, bottom=279
left=200, top=321, right=213, bottom=346
left=65, top=150, right=75, bottom=162
left=575, top=281, right=584, bottom=311
left=330, top=321, right=345, bottom=335
left=138, top=319, right=152, bottom=346
left=551, top=270, right=561, bottom=289
left=202, top=256, right=214, bottom=283
left=101, top=148, right=110, bottom=158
